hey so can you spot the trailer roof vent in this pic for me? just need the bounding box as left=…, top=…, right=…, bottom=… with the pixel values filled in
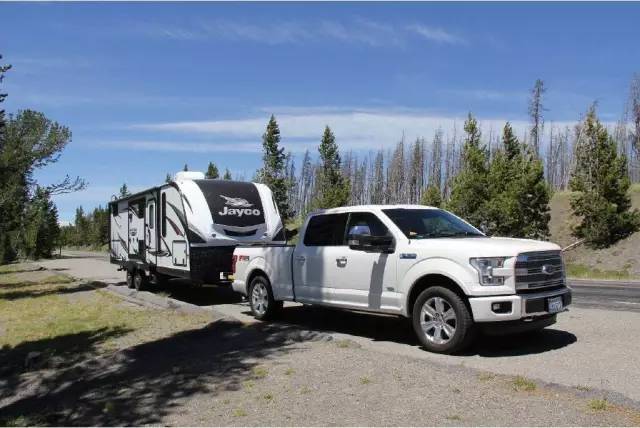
left=174, top=171, right=205, bottom=181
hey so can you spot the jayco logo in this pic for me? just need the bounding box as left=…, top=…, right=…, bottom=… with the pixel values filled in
left=218, top=195, right=261, bottom=217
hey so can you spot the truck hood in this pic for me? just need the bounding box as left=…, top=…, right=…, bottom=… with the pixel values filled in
left=409, top=236, right=561, bottom=258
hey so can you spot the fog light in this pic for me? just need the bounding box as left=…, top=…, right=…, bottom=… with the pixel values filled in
left=491, top=301, right=512, bottom=314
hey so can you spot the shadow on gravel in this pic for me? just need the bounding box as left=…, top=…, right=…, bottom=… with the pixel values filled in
left=265, top=305, right=577, bottom=357
left=153, top=280, right=243, bottom=307
left=0, top=319, right=326, bottom=426
left=0, top=281, right=107, bottom=301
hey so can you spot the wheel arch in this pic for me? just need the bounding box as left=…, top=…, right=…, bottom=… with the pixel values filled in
left=246, top=268, right=269, bottom=294
left=406, top=273, right=470, bottom=317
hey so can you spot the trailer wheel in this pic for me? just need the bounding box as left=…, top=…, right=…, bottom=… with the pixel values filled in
left=133, top=270, right=148, bottom=292
left=412, top=286, right=475, bottom=354
left=126, top=270, right=134, bottom=289
left=248, top=275, right=282, bottom=321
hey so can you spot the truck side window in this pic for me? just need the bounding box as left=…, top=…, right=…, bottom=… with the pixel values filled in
left=303, top=214, right=348, bottom=246
left=161, top=193, right=167, bottom=238
left=346, top=212, right=389, bottom=241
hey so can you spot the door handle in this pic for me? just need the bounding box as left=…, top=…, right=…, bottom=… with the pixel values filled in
left=295, top=256, right=306, bottom=263
left=336, top=257, right=347, bottom=266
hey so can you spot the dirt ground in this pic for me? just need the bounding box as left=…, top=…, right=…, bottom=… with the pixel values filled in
left=1, top=264, right=640, bottom=426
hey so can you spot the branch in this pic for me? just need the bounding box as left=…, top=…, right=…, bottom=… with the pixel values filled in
left=46, top=175, right=88, bottom=195
left=561, top=239, right=586, bottom=253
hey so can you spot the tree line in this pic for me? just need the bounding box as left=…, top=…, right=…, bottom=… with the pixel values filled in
left=262, top=79, right=640, bottom=249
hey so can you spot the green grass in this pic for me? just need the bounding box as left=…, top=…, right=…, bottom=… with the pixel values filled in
left=588, top=399, right=609, bottom=411
left=566, top=263, right=635, bottom=280
left=478, top=373, right=496, bottom=381
left=446, top=415, right=462, bottom=421
left=251, top=366, right=268, bottom=379
left=232, top=408, right=247, bottom=417
left=262, top=392, right=274, bottom=401
left=0, top=267, right=208, bottom=352
left=513, top=376, right=537, bottom=392
left=359, top=376, right=371, bottom=385
left=284, top=368, right=295, bottom=376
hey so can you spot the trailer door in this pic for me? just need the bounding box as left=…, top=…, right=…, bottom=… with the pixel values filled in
left=128, top=198, right=145, bottom=260
left=145, top=198, right=157, bottom=265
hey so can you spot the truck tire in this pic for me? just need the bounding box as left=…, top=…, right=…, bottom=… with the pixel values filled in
left=248, top=275, right=282, bottom=321
left=412, top=286, right=475, bottom=354
left=126, top=270, right=134, bottom=289
left=133, top=270, right=148, bottom=292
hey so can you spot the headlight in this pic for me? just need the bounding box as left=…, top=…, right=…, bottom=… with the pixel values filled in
left=469, top=257, right=507, bottom=286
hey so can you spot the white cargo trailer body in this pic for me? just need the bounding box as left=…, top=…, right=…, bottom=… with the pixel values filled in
left=109, top=171, right=284, bottom=288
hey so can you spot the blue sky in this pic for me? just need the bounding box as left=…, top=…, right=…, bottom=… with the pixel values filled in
left=1, top=2, right=639, bottom=222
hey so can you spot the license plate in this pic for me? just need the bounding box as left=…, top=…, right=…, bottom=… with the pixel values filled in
left=547, top=296, right=563, bottom=313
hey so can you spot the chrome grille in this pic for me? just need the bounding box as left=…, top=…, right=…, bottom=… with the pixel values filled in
left=515, top=251, right=565, bottom=292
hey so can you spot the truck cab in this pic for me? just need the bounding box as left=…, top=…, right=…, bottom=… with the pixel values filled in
left=232, top=205, right=571, bottom=354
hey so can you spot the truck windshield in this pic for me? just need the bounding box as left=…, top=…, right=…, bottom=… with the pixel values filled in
left=382, top=208, right=484, bottom=239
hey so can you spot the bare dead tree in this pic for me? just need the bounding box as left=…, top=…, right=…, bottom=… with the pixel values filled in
left=529, top=79, right=546, bottom=158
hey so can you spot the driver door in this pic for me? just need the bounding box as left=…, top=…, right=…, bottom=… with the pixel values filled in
left=332, top=212, right=399, bottom=311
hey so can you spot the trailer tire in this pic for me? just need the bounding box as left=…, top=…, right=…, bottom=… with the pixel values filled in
left=133, top=270, right=148, bottom=292
left=248, top=275, right=282, bottom=321
left=126, top=270, right=134, bottom=289
left=412, top=286, right=475, bottom=354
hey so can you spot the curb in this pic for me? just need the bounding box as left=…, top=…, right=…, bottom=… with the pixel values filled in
left=90, top=280, right=224, bottom=317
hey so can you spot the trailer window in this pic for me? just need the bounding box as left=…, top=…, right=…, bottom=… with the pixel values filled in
left=148, top=203, right=155, bottom=229
left=303, top=214, right=348, bottom=246
left=161, top=193, right=167, bottom=237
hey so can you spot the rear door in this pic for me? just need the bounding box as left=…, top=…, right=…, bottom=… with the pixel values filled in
left=292, top=213, right=348, bottom=303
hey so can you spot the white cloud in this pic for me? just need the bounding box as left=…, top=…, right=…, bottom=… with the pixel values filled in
left=143, top=19, right=462, bottom=48
left=129, top=108, right=567, bottom=151
left=406, top=24, right=467, bottom=45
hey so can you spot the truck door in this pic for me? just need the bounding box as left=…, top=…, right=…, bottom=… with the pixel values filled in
left=145, top=198, right=157, bottom=265
left=292, top=213, right=348, bottom=303
left=336, top=212, right=399, bottom=311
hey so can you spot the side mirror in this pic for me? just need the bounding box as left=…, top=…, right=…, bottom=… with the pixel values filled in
left=286, top=227, right=299, bottom=240
left=348, top=234, right=395, bottom=253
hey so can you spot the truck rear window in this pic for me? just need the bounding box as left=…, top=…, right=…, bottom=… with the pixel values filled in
left=303, top=214, right=348, bottom=246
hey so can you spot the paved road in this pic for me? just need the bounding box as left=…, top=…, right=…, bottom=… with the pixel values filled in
left=569, top=279, right=640, bottom=312
left=36, top=252, right=640, bottom=406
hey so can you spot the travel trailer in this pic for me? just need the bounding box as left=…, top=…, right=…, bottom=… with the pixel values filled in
left=108, top=171, right=285, bottom=290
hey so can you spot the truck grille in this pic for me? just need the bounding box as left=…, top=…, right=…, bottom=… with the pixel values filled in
left=515, top=251, right=565, bottom=293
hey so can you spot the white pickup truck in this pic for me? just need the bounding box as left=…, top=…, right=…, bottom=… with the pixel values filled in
left=232, top=205, right=571, bottom=353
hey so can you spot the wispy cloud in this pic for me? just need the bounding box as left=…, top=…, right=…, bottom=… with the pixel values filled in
left=128, top=108, right=559, bottom=151
left=406, top=24, right=467, bottom=45
left=142, top=19, right=464, bottom=48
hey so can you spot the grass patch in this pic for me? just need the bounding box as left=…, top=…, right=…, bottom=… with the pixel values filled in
left=0, top=270, right=209, bottom=359
left=566, top=263, right=634, bottom=280
left=232, top=408, right=247, bottom=418
left=263, top=392, right=274, bottom=401
left=359, top=376, right=371, bottom=385
left=446, top=415, right=462, bottom=421
left=513, top=376, right=537, bottom=392
left=242, top=380, right=255, bottom=390
left=588, top=399, right=609, bottom=411
left=478, top=373, right=496, bottom=381
left=576, top=385, right=591, bottom=392
left=252, top=366, right=268, bottom=379
left=285, top=367, right=295, bottom=376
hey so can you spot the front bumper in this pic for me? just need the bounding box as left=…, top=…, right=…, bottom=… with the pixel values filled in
left=468, top=287, right=572, bottom=322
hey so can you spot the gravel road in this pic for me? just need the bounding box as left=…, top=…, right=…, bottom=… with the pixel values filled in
left=36, top=252, right=640, bottom=409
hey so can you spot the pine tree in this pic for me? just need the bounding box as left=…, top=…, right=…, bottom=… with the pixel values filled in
left=223, top=168, right=232, bottom=180
left=486, top=122, right=550, bottom=239
left=569, top=106, right=640, bottom=248
left=183, top=164, right=188, bottom=171
left=257, top=115, right=290, bottom=219
left=314, top=126, right=350, bottom=209
left=421, top=185, right=442, bottom=208
left=165, top=173, right=172, bottom=183
left=206, top=162, right=219, bottom=179
left=446, top=113, right=489, bottom=229
left=119, top=183, right=131, bottom=198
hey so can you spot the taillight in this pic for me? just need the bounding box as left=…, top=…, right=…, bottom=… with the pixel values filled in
left=231, top=255, right=238, bottom=274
